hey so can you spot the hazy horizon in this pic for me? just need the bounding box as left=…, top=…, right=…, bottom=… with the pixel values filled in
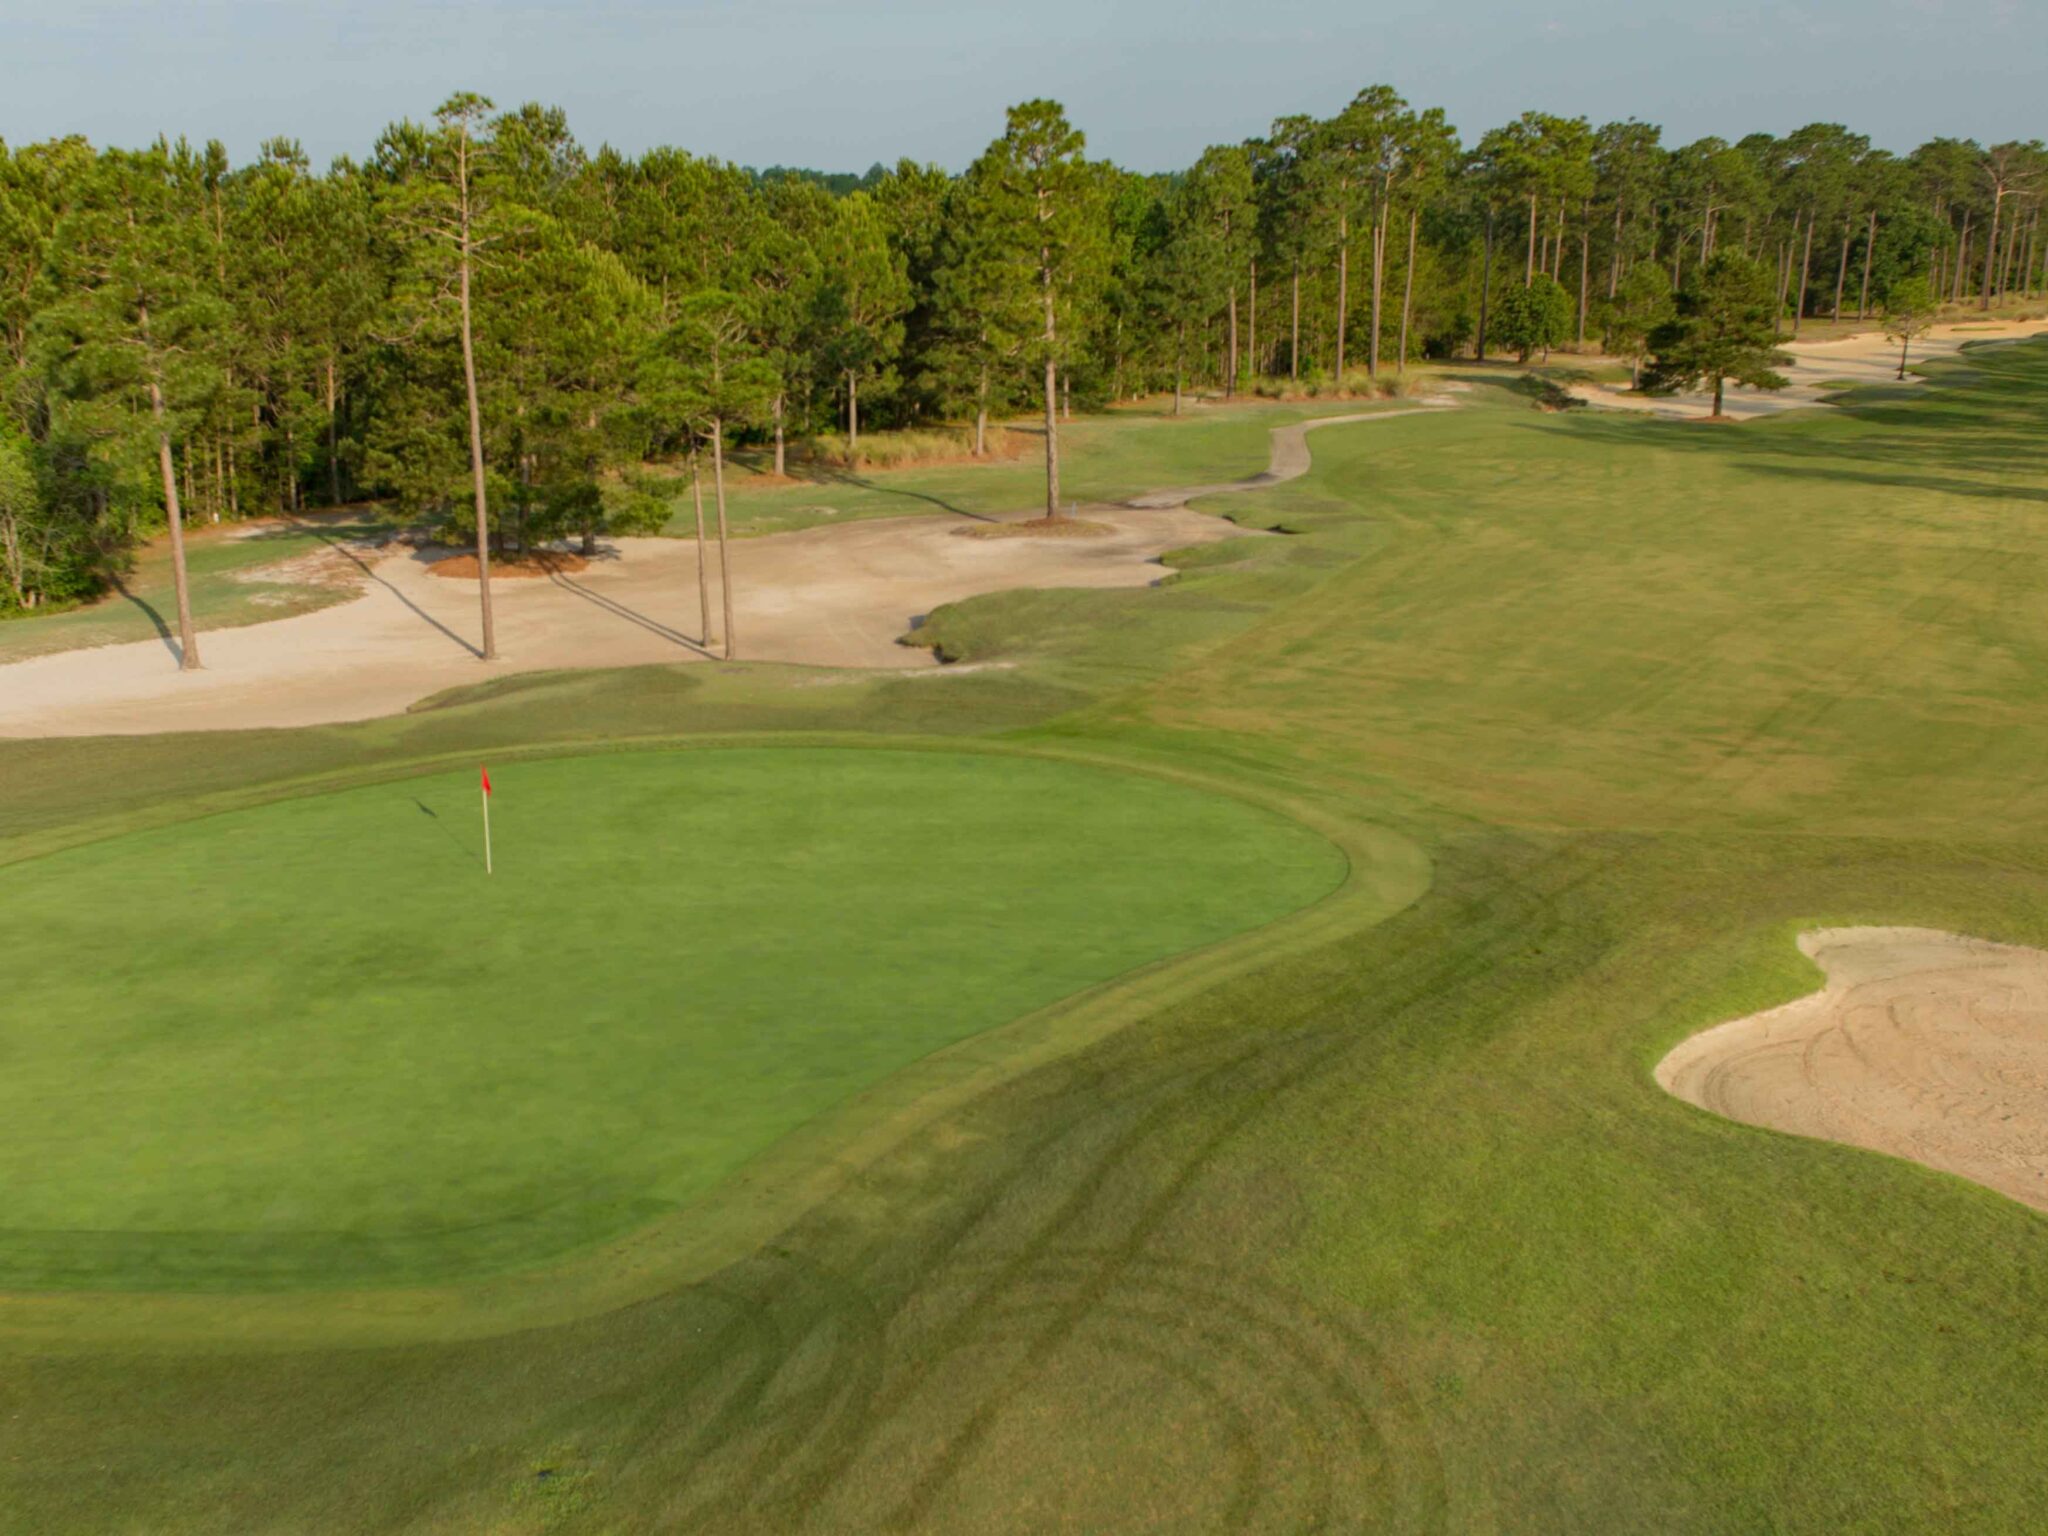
left=4, top=0, right=2041, bottom=170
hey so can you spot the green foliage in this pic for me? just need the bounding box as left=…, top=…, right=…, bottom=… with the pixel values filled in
left=809, top=190, right=911, bottom=430
left=1643, top=252, right=1791, bottom=413
left=1883, top=275, right=1941, bottom=377
left=1489, top=273, right=1574, bottom=361
left=1601, top=262, right=1674, bottom=383
left=0, top=93, right=2040, bottom=623
left=981, top=99, right=1109, bottom=372
left=0, top=417, right=62, bottom=608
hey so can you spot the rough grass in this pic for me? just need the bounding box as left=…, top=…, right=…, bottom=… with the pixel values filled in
left=667, top=396, right=1388, bottom=537
left=7, top=342, right=2048, bottom=1531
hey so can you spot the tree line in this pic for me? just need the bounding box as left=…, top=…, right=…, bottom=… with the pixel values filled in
left=2, top=86, right=2042, bottom=653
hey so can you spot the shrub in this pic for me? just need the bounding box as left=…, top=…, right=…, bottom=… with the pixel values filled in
left=1490, top=276, right=1574, bottom=362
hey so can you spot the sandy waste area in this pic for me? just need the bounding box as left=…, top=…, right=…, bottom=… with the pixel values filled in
left=0, top=405, right=1453, bottom=738
left=1570, top=318, right=2048, bottom=419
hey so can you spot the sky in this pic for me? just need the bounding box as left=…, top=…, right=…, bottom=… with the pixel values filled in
left=2, top=0, right=2040, bottom=172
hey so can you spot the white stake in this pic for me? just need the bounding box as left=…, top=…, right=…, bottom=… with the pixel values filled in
left=482, top=781, right=493, bottom=875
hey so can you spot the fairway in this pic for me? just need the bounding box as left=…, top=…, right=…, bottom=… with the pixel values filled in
left=12, top=351, right=2048, bottom=1533
left=0, top=747, right=1344, bottom=1292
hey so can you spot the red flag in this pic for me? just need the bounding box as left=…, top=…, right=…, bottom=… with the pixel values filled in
left=481, top=765, right=492, bottom=797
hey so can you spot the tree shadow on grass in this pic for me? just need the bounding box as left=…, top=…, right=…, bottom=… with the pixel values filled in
left=812, top=469, right=1002, bottom=523
left=1513, top=342, right=2048, bottom=506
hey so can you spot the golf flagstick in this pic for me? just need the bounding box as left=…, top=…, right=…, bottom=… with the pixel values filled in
left=480, top=764, right=493, bottom=874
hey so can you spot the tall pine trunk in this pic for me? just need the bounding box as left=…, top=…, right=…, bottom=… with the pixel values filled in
left=846, top=371, right=859, bottom=451
left=1247, top=258, right=1257, bottom=381
left=1981, top=193, right=2004, bottom=311
left=1774, top=233, right=1794, bottom=334
left=1290, top=263, right=1300, bottom=380
left=1476, top=207, right=1496, bottom=360
left=456, top=163, right=495, bottom=661
left=691, top=447, right=711, bottom=649
left=1368, top=209, right=1385, bottom=378
left=712, top=416, right=735, bottom=660
left=1042, top=352, right=1060, bottom=517
left=1041, top=234, right=1060, bottom=518
left=1832, top=221, right=1851, bottom=320
left=772, top=393, right=786, bottom=477
left=1793, top=215, right=1816, bottom=335
left=1226, top=284, right=1239, bottom=396
left=1335, top=214, right=1350, bottom=380
left=148, top=369, right=200, bottom=671
left=1526, top=193, right=1538, bottom=284
left=1858, top=210, right=1876, bottom=319
left=325, top=357, right=342, bottom=506
left=1576, top=206, right=1590, bottom=346
left=1999, top=204, right=2022, bottom=299
left=1608, top=200, right=1625, bottom=299
left=1398, top=206, right=1418, bottom=371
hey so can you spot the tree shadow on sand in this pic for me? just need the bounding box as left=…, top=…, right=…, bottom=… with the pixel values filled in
left=108, top=574, right=182, bottom=663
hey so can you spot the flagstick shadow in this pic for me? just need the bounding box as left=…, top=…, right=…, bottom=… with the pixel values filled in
left=412, top=798, right=478, bottom=864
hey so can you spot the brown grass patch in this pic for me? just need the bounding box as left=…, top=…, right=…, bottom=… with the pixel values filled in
left=427, top=550, right=589, bottom=580
left=952, top=517, right=1114, bottom=540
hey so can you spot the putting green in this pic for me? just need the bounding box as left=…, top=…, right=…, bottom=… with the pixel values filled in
left=1, top=746, right=1344, bottom=1292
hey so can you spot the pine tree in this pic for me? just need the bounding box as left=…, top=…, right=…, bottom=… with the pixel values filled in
left=660, top=290, right=776, bottom=659
left=378, top=92, right=504, bottom=659
left=811, top=191, right=910, bottom=451
left=39, top=142, right=224, bottom=669
left=1642, top=252, right=1791, bottom=417
left=982, top=100, right=1106, bottom=520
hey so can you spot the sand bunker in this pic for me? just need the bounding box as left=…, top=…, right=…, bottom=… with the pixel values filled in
left=1658, top=927, right=2048, bottom=1214
left=1571, top=319, right=2048, bottom=420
